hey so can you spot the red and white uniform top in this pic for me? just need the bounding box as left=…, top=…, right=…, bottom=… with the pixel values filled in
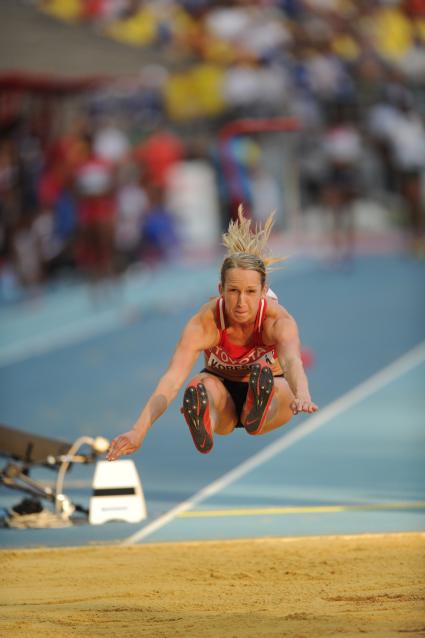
left=203, top=291, right=283, bottom=381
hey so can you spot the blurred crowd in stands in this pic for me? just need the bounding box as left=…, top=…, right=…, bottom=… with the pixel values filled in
left=1, top=0, right=425, bottom=297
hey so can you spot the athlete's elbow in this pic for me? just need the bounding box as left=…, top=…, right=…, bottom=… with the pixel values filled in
left=282, top=355, right=303, bottom=373
left=159, top=374, right=182, bottom=403
left=168, top=385, right=181, bottom=403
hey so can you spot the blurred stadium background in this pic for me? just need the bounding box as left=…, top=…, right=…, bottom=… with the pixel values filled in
left=0, top=0, right=425, bottom=546
left=1, top=0, right=425, bottom=296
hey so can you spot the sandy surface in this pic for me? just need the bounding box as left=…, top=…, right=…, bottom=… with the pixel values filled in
left=1, top=533, right=424, bottom=638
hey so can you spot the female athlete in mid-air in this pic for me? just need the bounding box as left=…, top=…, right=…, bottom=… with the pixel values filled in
left=107, top=208, right=318, bottom=460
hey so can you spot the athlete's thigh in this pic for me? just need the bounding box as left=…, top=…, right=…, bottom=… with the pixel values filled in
left=261, top=377, right=295, bottom=433
left=195, top=372, right=238, bottom=434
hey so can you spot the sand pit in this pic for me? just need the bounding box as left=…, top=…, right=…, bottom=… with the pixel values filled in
left=1, top=532, right=424, bottom=638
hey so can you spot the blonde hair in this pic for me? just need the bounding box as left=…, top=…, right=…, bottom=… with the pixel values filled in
left=220, top=205, right=285, bottom=286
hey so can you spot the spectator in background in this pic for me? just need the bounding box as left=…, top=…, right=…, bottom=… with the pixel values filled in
left=367, top=85, right=402, bottom=195
left=368, top=81, right=425, bottom=255
left=15, top=121, right=43, bottom=222
left=250, top=162, right=282, bottom=226
left=115, top=162, right=147, bottom=271
left=403, top=0, right=425, bottom=17
left=11, top=216, right=42, bottom=289
left=218, top=136, right=262, bottom=221
left=304, top=40, right=355, bottom=107
left=141, top=186, right=179, bottom=265
left=73, top=133, right=117, bottom=280
left=36, top=118, right=90, bottom=279
left=134, top=128, right=184, bottom=189
left=0, top=139, right=19, bottom=236
left=385, top=93, right=425, bottom=255
left=222, top=59, right=288, bottom=119
left=321, top=102, right=362, bottom=263
left=1, top=132, right=44, bottom=291
left=397, top=35, right=425, bottom=82
left=32, top=208, right=64, bottom=279
left=94, top=120, right=130, bottom=165
left=52, top=180, right=78, bottom=275
left=38, top=116, right=88, bottom=213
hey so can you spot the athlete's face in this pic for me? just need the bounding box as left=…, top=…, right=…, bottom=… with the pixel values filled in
left=219, top=268, right=266, bottom=325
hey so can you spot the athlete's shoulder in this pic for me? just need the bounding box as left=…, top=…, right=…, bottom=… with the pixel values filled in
left=265, top=298, right=292, bottom=322
left=182, top=298, right=220, bottom=346
left=178, top=303, right=218, bottom=352
left=264, top=288, right=289, bottom=317
left=198, top=297, right=218, bottom=323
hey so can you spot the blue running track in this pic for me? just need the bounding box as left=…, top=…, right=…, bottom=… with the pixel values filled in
left=0, top=254, right=424, bottom=548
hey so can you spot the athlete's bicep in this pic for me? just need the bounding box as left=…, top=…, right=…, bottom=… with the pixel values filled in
left=166, top=340, right=202, bottom=380
left=272, top=316, right=302, bottom=366
left=163, top=314, right=214, bottom=383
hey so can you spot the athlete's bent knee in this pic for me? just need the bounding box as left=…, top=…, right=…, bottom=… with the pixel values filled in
left=251, top=411, right=293, bottom=435
left=215, top=427, right=234, bottom=436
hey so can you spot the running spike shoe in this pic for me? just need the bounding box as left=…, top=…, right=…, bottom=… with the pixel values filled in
left=181, top=382, right=214, bottom=454
left=242, top=363, right=275, bottom=435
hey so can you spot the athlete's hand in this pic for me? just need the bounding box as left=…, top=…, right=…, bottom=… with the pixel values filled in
left=107, top=430, right=142, bottom=461
left=291, top=397, right=318, bottom=415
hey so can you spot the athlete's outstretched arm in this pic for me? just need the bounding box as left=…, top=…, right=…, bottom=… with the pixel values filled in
left=107, top=313, right=215, bottom=460
left=272, top=314, right=318, bottom=415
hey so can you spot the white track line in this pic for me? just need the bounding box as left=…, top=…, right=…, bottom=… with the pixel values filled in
left=123, top=340, right=425, bottom=545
